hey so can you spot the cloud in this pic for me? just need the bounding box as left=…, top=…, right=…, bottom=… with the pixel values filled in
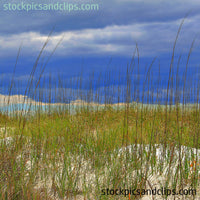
left=1, top=0, right=200, bottom=35
left=0, top=15, right=199, bottom=59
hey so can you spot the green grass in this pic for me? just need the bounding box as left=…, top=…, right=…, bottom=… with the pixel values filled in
left=0, top=105, right=199, bottom=199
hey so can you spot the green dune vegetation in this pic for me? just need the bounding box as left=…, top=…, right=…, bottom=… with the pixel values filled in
left=0, top=19, right=199, bottom=200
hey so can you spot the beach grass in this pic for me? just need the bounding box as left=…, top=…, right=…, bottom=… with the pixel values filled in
left=0, top=17, right=199, bottom=200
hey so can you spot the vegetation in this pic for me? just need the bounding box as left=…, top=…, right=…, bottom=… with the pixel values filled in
left=0, top=17, right=199, bottom=199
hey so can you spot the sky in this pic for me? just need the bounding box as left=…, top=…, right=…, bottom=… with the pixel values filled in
left=0, top=0, right=200, bottom=103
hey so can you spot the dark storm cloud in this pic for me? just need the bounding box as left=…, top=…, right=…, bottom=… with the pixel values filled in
left=0, top=0, right=200, bottom=34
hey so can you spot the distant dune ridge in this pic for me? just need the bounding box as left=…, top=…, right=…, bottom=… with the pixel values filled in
left=0, top=94, right=30, bottom=104
left=0, top=95, right=131, bottom=108
left=0, top=94, right=88, bottom=106
left=0, top=94, right=199, bottom=109
left=0, top=94, right=120, bottom=106
left=0, top=94, right=47, bottom=105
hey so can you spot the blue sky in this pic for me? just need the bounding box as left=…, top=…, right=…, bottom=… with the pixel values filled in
left=0, top=0, right=200, bottom=103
